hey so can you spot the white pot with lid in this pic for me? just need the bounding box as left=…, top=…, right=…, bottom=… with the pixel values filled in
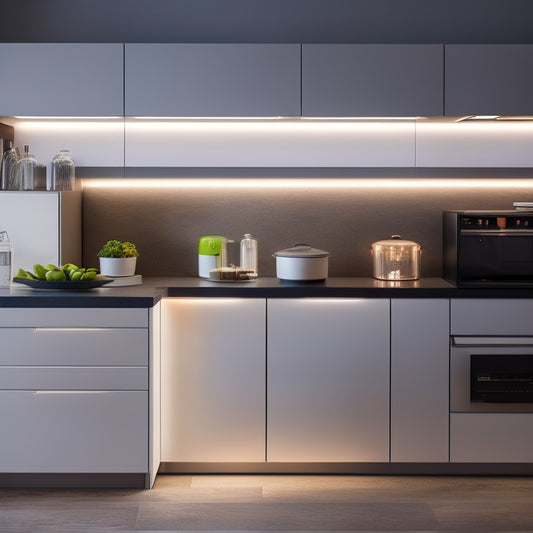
left=273, top=244, right=330, bottom=281
left=371, top=235, right=421, bottom=281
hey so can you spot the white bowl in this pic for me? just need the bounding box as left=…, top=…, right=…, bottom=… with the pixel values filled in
left=99, top=257, right=137, bottom=277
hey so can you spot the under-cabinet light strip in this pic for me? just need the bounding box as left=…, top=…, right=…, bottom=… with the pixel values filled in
left=82, top=178, right=533, bottom=190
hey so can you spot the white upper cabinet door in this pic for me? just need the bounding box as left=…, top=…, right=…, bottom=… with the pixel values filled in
left=302, top=44, right=443, bottom=117
left=0, top=44, right=124, bottom=116
left=445, top=45, right=533, bottom=116
left=124, top=43, right=301, bottom=117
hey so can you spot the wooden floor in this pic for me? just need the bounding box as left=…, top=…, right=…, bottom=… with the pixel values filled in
left=1, top=474, right=533, bottom=532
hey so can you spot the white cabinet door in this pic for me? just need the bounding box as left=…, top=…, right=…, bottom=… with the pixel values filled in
left=161, top=298, right=266, bottom=462
left=390, top=299, right=449, bottom=462
left=445, top=44, right=533, bottom=116
left=0, top=390, right=147, bottom=473
left=267, top=299, right=390, bottom=462
left=125, top=44, right=301, bottom=117
left=0, top=44, right=123, bottom=116
left=302, top=44, right=443, bottom=117
left=0, top=191, right=82, bottom=272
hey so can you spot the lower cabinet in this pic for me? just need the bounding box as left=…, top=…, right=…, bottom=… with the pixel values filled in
left=267, top=298, right=390, bottom=462
left=0, top=390, right=147, bottom=473
left=0, top=307, right=158, bottom=483
left=160, top=298, right=266, bottom=462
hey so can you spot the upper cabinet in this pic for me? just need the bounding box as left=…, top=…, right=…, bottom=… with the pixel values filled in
left=445, top=45, right=533, bottom=116
left=0, top=44, right=124, bottom=116
left=301, top=44, right=444, bottom=117
left=124, top=44, right=301, bottom=117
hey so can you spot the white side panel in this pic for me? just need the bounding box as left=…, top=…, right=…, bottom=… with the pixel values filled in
left=267, top=298, right=390, bottom=462
left=125, top=120, right=415, bottom=167
left=161, top=298, right=266, bottom=462
left=0, top=192, right=59, bottom=271
left=451, top=413, right=533, bottom=462
left=390, top=299, right=449, bottom=462
left=149, top=302, right=161, bottom=488
left=13, top=119, right=124, bottom=167
left=0, top=390, right=147, bottom=473
left=416, top=121, right=533, bottom=167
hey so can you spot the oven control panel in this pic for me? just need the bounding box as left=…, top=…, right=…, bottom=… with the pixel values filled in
left=461, top=215, right=533, bottom=230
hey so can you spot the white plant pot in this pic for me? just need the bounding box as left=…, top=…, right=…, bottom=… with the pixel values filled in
left=99, top=257, right=137, bottom=277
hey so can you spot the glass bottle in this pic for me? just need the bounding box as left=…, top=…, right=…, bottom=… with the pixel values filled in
left=240, top=233, right=258, bottom=276
left=17, top=145, right=37, bottom=191
left=1, top=145, right=20, bottom=190
left=51, top=149, right=75, bottom=191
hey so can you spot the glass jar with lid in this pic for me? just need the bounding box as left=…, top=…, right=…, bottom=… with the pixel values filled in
left=371, top=235, right=421, bottom=281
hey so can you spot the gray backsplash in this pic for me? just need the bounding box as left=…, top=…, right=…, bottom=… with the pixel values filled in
left=82, top=179, right=533, bottom=278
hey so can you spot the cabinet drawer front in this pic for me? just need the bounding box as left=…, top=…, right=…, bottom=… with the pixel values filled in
left=0, top=308, right=148, bottom=328
left=451, top=299, right=533, bottom=335
left=0, top=367, right=147, bottom=390
left=450, top=413, right=533, bottom=462
left=0, top=328, right=148, bottom=366
left=0, top=390, right=147, bottom=473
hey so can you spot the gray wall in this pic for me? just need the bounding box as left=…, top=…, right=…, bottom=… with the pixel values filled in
left=83, top=181, right=533, bottom=278
left=2, top=0, right=533, bottom=44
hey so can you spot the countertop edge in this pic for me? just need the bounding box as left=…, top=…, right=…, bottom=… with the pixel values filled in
left=3, top=277, right=533, bottom=307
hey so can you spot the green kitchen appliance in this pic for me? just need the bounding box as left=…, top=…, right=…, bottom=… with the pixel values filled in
left=198, top=235, right=232, bottom=278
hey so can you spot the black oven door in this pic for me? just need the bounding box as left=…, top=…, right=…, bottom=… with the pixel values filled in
left=451, top=337, right=533, bottom=413
left=471, top=354, right=533, bottom=403
left=458, top=232, right=533, bottom=284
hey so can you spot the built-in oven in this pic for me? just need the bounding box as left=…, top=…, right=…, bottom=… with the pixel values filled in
left=443, top=210, right=533, bottom=287
left=451, top=336, right=533, bottom=413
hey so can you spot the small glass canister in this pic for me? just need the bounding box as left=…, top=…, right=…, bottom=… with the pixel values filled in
left=0, top=231, right=13, bottom=288
left=51, top=149, right=75, bottom=191
left=371, top=235, right=421, bottom=281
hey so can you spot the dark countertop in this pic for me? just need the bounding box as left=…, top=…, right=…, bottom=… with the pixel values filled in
left=0, top=282, right=166, bottom=308
left=2, top=277, right=533, bottom=308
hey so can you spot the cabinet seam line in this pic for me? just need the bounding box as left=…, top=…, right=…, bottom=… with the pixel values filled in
left=264, top=298, right=268, bottom=463
left=389, top=299, right=392, bottom=463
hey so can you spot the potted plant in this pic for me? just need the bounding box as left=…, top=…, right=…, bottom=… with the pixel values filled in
left=97, top=240, right=139, bottom=277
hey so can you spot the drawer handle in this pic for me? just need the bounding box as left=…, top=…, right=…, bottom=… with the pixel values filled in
left=33, top=328, right=111, bottom=332
left=452, top=336, right=533, bottom=347
left=33, top=391, right=112, bottom=395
